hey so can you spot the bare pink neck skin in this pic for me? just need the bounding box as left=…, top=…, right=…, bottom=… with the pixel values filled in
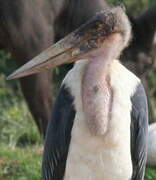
left=82, top=56, right=113, bottom=135
left=81, top=35, right=123, bottom=135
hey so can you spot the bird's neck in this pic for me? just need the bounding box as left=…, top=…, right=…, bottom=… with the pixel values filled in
left=81, top=34, right=125, bottom=135
left=82, top=56, right=113, bottom=135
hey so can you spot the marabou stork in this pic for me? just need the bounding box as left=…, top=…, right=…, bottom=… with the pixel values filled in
left=8, top=7, right=148, bottom=180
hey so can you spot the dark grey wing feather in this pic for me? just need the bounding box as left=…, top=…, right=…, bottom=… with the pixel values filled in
left=131, top=83, right=148, bottom=180
left=42, top=84, right=75, bottom=180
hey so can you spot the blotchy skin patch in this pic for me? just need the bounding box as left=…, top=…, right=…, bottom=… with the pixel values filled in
left=82, top=57, right=113, bottom=135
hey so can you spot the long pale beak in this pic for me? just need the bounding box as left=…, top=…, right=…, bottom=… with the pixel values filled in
left=7, top=7, right=130, bottom=80
left=7, top=12, right=107, bottom=80
left=7, top=32, right=86, bottom=80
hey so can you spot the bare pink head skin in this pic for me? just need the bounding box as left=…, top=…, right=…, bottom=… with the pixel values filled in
left=7, top=7, right=131, bottom=134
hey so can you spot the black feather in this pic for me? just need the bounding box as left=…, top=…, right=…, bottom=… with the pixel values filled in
left=42, top=84, right=75, bottom=180
left=131, top=83, right=148, bottom=180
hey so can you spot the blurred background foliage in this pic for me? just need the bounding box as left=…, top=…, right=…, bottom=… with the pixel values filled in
left=0, top=51, right=40, bottom=147
left=0, top=0, right=156, bottom=179
left=0, top=51, right=41, bottom=179
left=108, top=0, right=156, bottom=15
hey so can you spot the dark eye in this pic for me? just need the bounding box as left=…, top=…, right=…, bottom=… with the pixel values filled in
left=88, top=40, right=97, bottom=48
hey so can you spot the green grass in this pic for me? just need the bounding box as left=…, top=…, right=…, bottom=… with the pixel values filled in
left=145, top=166, right=156, bottom=180
left=0, top=58, right=43, bottom=180
left=0, top=145, right=42, bottom=180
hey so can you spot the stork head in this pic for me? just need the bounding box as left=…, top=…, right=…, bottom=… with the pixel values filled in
left=7, top=7, right=131, bottom=80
